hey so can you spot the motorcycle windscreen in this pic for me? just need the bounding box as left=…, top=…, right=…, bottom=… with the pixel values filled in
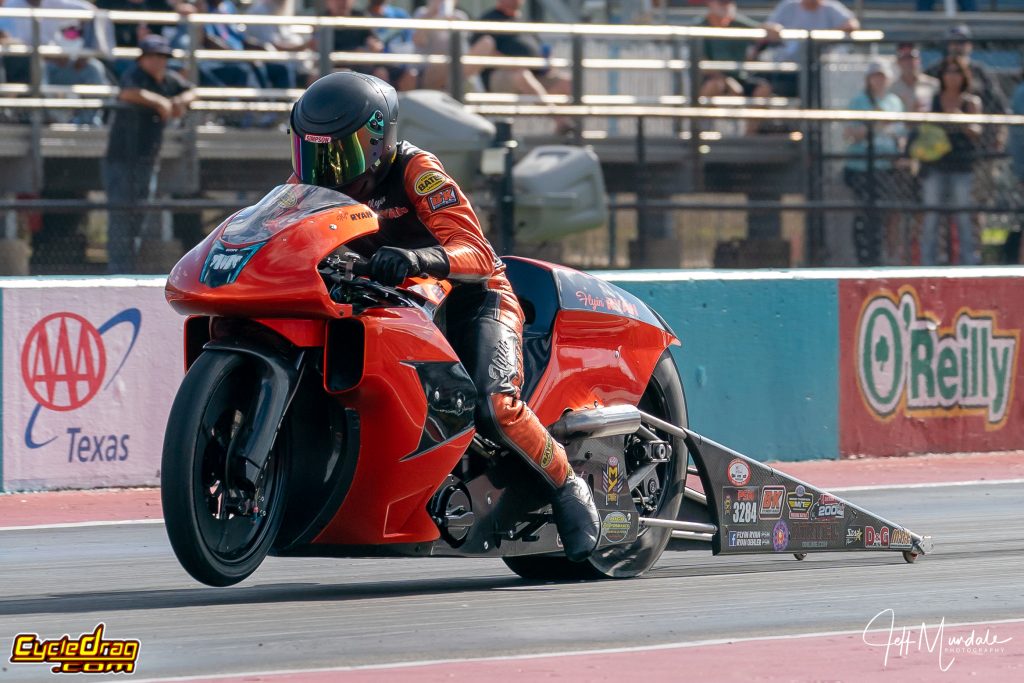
left=220, top=184, right=360, bottom=247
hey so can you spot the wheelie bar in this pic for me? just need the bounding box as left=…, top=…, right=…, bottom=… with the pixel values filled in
left=638, top=411, right=933, bottom=563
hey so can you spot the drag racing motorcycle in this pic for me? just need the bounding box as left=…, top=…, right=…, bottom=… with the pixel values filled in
left=162, top=183, right=931, bottom=587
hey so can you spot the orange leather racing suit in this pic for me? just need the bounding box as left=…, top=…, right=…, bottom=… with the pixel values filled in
left=298, top=141, right=571, bottom=488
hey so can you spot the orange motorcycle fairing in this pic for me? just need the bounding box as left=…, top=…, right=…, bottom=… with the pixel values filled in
left=311, top=306, right=478, bottom=546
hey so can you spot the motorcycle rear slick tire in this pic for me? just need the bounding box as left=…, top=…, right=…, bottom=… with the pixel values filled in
left=161, top=351, right=288, bottom=587
left=503, top=350, right=688, bottom=580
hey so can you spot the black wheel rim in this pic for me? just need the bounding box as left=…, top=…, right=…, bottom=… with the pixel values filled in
left=629, top=377, right=678, bottom=522
left=192, top=366, right=280, bottom=564
left=587, top=363, right=684, bottom=574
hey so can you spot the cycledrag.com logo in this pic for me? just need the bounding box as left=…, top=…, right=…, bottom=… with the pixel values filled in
left=856, top=287, right=1019, bottom=427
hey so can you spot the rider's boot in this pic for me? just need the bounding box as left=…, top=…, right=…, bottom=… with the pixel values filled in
left=550, top=470, right=601, bottom=562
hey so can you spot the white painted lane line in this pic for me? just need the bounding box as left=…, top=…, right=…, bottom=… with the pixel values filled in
left=829, top=477, right=1024, bottom=493
left=596, top=266, right=1024, bottom=282
left=1, top=478, right=1021, bottom=532
left=128, top=616, right=1024, bottom=682
left=0, top=518, right=164, bottom=532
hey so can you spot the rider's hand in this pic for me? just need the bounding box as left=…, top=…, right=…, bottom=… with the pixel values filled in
left=369, top=246, right=420, bottom=286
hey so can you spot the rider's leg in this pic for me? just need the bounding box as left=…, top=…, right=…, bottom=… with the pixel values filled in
left=449, top=289, right=600, bottom=561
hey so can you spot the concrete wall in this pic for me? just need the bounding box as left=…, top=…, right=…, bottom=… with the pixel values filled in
left=604, top=267, right=1024, bottom=462
left=2, top=267, right=1022, bottom=491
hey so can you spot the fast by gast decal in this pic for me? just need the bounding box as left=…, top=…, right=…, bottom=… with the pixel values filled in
left=856, top=286, right=1018, bottom=427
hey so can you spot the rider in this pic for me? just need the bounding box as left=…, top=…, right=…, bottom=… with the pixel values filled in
left=288, top=72, right=601, bottom=561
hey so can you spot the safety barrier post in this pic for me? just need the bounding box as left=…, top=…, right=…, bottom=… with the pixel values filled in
left=318, top=25, right=333, bottom=78
left=449, top=28, right=465, bottom=103
left=671, top=38, right=686, bottom=137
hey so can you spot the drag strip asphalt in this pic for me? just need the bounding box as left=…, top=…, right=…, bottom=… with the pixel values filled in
left=1, top=481, right=1022, bottom=681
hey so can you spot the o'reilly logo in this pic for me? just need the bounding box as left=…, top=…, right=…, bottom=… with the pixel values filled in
left=856, top=287, right=1018, bottom=426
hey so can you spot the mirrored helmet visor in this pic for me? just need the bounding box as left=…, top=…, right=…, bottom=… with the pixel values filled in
left=290, top=110, right=386, bottom=189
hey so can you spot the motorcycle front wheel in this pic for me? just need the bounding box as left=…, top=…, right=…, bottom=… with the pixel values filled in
left=161, top=351, right=289, bottom=587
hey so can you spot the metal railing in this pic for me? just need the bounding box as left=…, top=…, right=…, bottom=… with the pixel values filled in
left=2, top=9, right=1023, bottom=272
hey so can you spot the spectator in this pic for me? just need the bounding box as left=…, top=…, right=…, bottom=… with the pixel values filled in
left=104, top=34, right=194, bottom=273
left=891, top=43, right=939, bottom=114
left=919, top=55, right=982, bottom=266
left=412, top=0, right=494, bottom=91
left=0, top=0, right=27, bottom=83
left=761, top=0, right=859, bottom=61
left=926, top=24, right=1008, bottom=149
left=742, top=77, right=790, bottom=135
left=173, top=0, right=265, bottom=89
left=916, top=0, right=976, bottom=11
left=695, top=0, right=760, bottom=100
left=367, top=0, right=412, bottom=49
left=889, top=44, right=937, bottom=266
left=96, top=0, right=174, bottom=78
left=2, top=0, right=113, bottom=95
left=244, top=0, right=312, bottom=89
left=471, top=0, right=574, bottom=133
left=759, top=0, right=858, bottom=96
left=696, top=0, right=761, bottom=92
left=843, top=60, right=907, bottom=266
left=325, top=0, right=388, bottom=81
left=366, top=0, right=416, bottom=90
left=1006, top=74, right=1024, bottom=263
left=96, top=0, right=172, bottom=48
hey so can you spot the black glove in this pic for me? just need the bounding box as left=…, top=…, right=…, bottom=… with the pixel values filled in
left=369, top=246, right=450, bottom=286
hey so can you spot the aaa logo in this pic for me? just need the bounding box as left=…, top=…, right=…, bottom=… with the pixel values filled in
left=856, top=287, right=1018, bottom=426
left=21, top=313, right=107, bottom=412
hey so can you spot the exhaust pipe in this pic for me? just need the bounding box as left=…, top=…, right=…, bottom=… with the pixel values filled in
left=549, top=404, right=642, bottom=441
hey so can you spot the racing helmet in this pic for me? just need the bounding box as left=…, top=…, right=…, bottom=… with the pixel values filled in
left=289, top=72, right=399, bottom=201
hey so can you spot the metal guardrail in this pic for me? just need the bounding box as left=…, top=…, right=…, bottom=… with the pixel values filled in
left=0, top=8, right=872, bottom=105
left=2, top=9, right=1023, bottom=273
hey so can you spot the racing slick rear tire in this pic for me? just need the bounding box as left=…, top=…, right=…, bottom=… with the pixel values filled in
left=504, top=350, right=688, bottom=580
left=162, top=351, right=289, bottom=587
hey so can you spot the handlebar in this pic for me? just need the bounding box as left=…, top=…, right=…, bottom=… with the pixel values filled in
left=319, top=251, right=412, bottom=307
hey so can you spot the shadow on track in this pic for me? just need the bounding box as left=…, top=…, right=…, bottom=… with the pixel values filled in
left=0, top=575, right=525, bottom=617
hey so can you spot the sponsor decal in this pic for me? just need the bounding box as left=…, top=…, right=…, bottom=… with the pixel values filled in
left=846, top=527, right=863, bottom=546
left=724, top=486, right=758, bottom=525
left=772, top=520, right=789, bottom=552
left=200, top=242, right=264, bottom=288
left=759, top=485, right=786, bottom=519
left=540, top=437, right=554, bottom=468
left=20, top=311, right=140, bottom=461
left=303, top=133, right=332, bottom=143
left=414, top=170, right=447, bottom=196
left=574, top=290, right=641, bottom=317
left=865, top=525, right=890, bottom=548
left=427, top=186, right=459, bottom=212
left=856, top=286, right=1018, bottom=426
left=602, top=511, right=630, bottom=543
left=809, top=493, right=846, bottom=521
left=790, top=522, right=838, bottom=545
left=377, top=206, right=409, bottom=220
left=726, top=458, right=751, bottom=486
left=9, top=623, right=140, bottom=674
left=207, top=252, right=245, bottom=271
left=786, top=485, right=813, bottom=520
left=603, top=456, right=623, bottom=505
left=728, top=530, right=771, bottom=548
left=22, top=312, right=106, bottom=412
left=889, top=527, right=914, bottom=550
left=800, top=540, right=828, bottom=549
